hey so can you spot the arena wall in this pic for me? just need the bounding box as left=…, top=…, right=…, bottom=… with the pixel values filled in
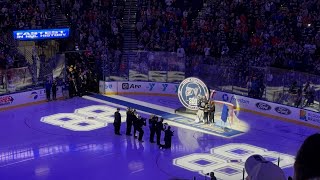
left=0, top=87, right=63, bottom=111
left=100, top=81, right=179, bottom=96
left=100, top=81, right=320, bottom=129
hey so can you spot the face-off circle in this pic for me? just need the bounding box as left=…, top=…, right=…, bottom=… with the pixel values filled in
left=178, top=77, right=209, bottom=110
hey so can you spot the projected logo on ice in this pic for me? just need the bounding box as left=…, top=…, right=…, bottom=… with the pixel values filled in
left=173, top=143, right=294, bottom=180
left=40, top=105, right=118, bottom=131
left=178, top=77, right=209, bottom=110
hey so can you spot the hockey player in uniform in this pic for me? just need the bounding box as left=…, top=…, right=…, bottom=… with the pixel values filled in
left=196, top=96, right=206, bottom=123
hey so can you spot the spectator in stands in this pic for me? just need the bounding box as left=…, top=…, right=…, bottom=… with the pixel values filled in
left=59, top=0, right=124, bottom=78
left=306, top=85, right=315, bottom=106
left=209, top=172, right=217, bottom=180
left=177, top=45, right=185, bottom=58
left=134, top=0, right=320, bottom=77
left=289, top=81, right=299, bottom=94
left=294, top=133, right=320, bottom=180
left=295, top=87, right=303, bottom=108
left=245, top=154, right=286, bottom=180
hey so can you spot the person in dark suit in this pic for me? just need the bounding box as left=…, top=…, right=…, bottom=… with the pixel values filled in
left=113, top=108, right=121, bottom=135
left=156, top=117, right=165, bottom=145
left=203, top=100, right=209, bottom=124
left=136, top=116, right=146, bottom=142
left=160, top=125, right=174, bottom=149
left=132, top=109, right=138, bottom=138
left=45, top=77, right=52, bottom=102
left=67, top=76, right=74, bottom=98
left=52, top=79, right=57, bottom=100
left=149, top=115, right=157, bottom=143
left=209, top=100, right=216, bottom=124
left=76, top=75, right=83, bottom=97
left=126, top=107, right=133, bottom=136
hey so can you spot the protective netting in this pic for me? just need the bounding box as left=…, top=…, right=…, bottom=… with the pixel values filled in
left=0, top=67, right=33, bottom=92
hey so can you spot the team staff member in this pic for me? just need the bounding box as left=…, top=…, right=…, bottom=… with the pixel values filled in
left=160, top=126, right=174, bottom=149
left=126, top=107, right=133, bottom=136
left=156, top=117, right=165, bottom=145
left=114, top=108, right=121, bottom=135
left=52, top=79, right=57, bottom=100
left=45, top=77, right=52, bottom=102
left=149, top=115, right=157, bottom=143
left=136, top=115, right=146, bottom=142
left=132, top=109, right=138, bottom=138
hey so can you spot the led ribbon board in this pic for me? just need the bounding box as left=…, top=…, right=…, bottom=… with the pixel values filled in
left=13, top=28, right=70, bottom=40
left=178, top=77, right=210, bottom=110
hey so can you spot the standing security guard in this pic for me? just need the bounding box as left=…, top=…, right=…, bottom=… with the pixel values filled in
left=156, top=117, right=165, bottom=145
left=114, top=108, right=121, bottom=135
left=149, top=115, right=157, bottom=143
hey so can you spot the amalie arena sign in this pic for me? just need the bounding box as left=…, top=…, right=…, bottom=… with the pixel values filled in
left=13, top=28, right=70, bottom=40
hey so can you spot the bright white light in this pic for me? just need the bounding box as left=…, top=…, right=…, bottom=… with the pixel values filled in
left=41, top=105, right=119, bottom=131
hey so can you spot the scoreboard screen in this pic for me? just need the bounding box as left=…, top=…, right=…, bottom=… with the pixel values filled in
left=13, top=28, right=70, bottom=40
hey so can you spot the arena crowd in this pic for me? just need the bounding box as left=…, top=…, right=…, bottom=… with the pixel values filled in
left=136, top=0, right=320, bottom=74
left=0, top=0, right=320, bottom=179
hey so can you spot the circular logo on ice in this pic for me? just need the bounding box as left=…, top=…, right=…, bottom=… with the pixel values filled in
left=178, top=77, right=209, bottom=110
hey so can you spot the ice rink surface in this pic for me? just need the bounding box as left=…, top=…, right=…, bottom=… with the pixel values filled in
left=0, top=94, right=317, bottom=180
